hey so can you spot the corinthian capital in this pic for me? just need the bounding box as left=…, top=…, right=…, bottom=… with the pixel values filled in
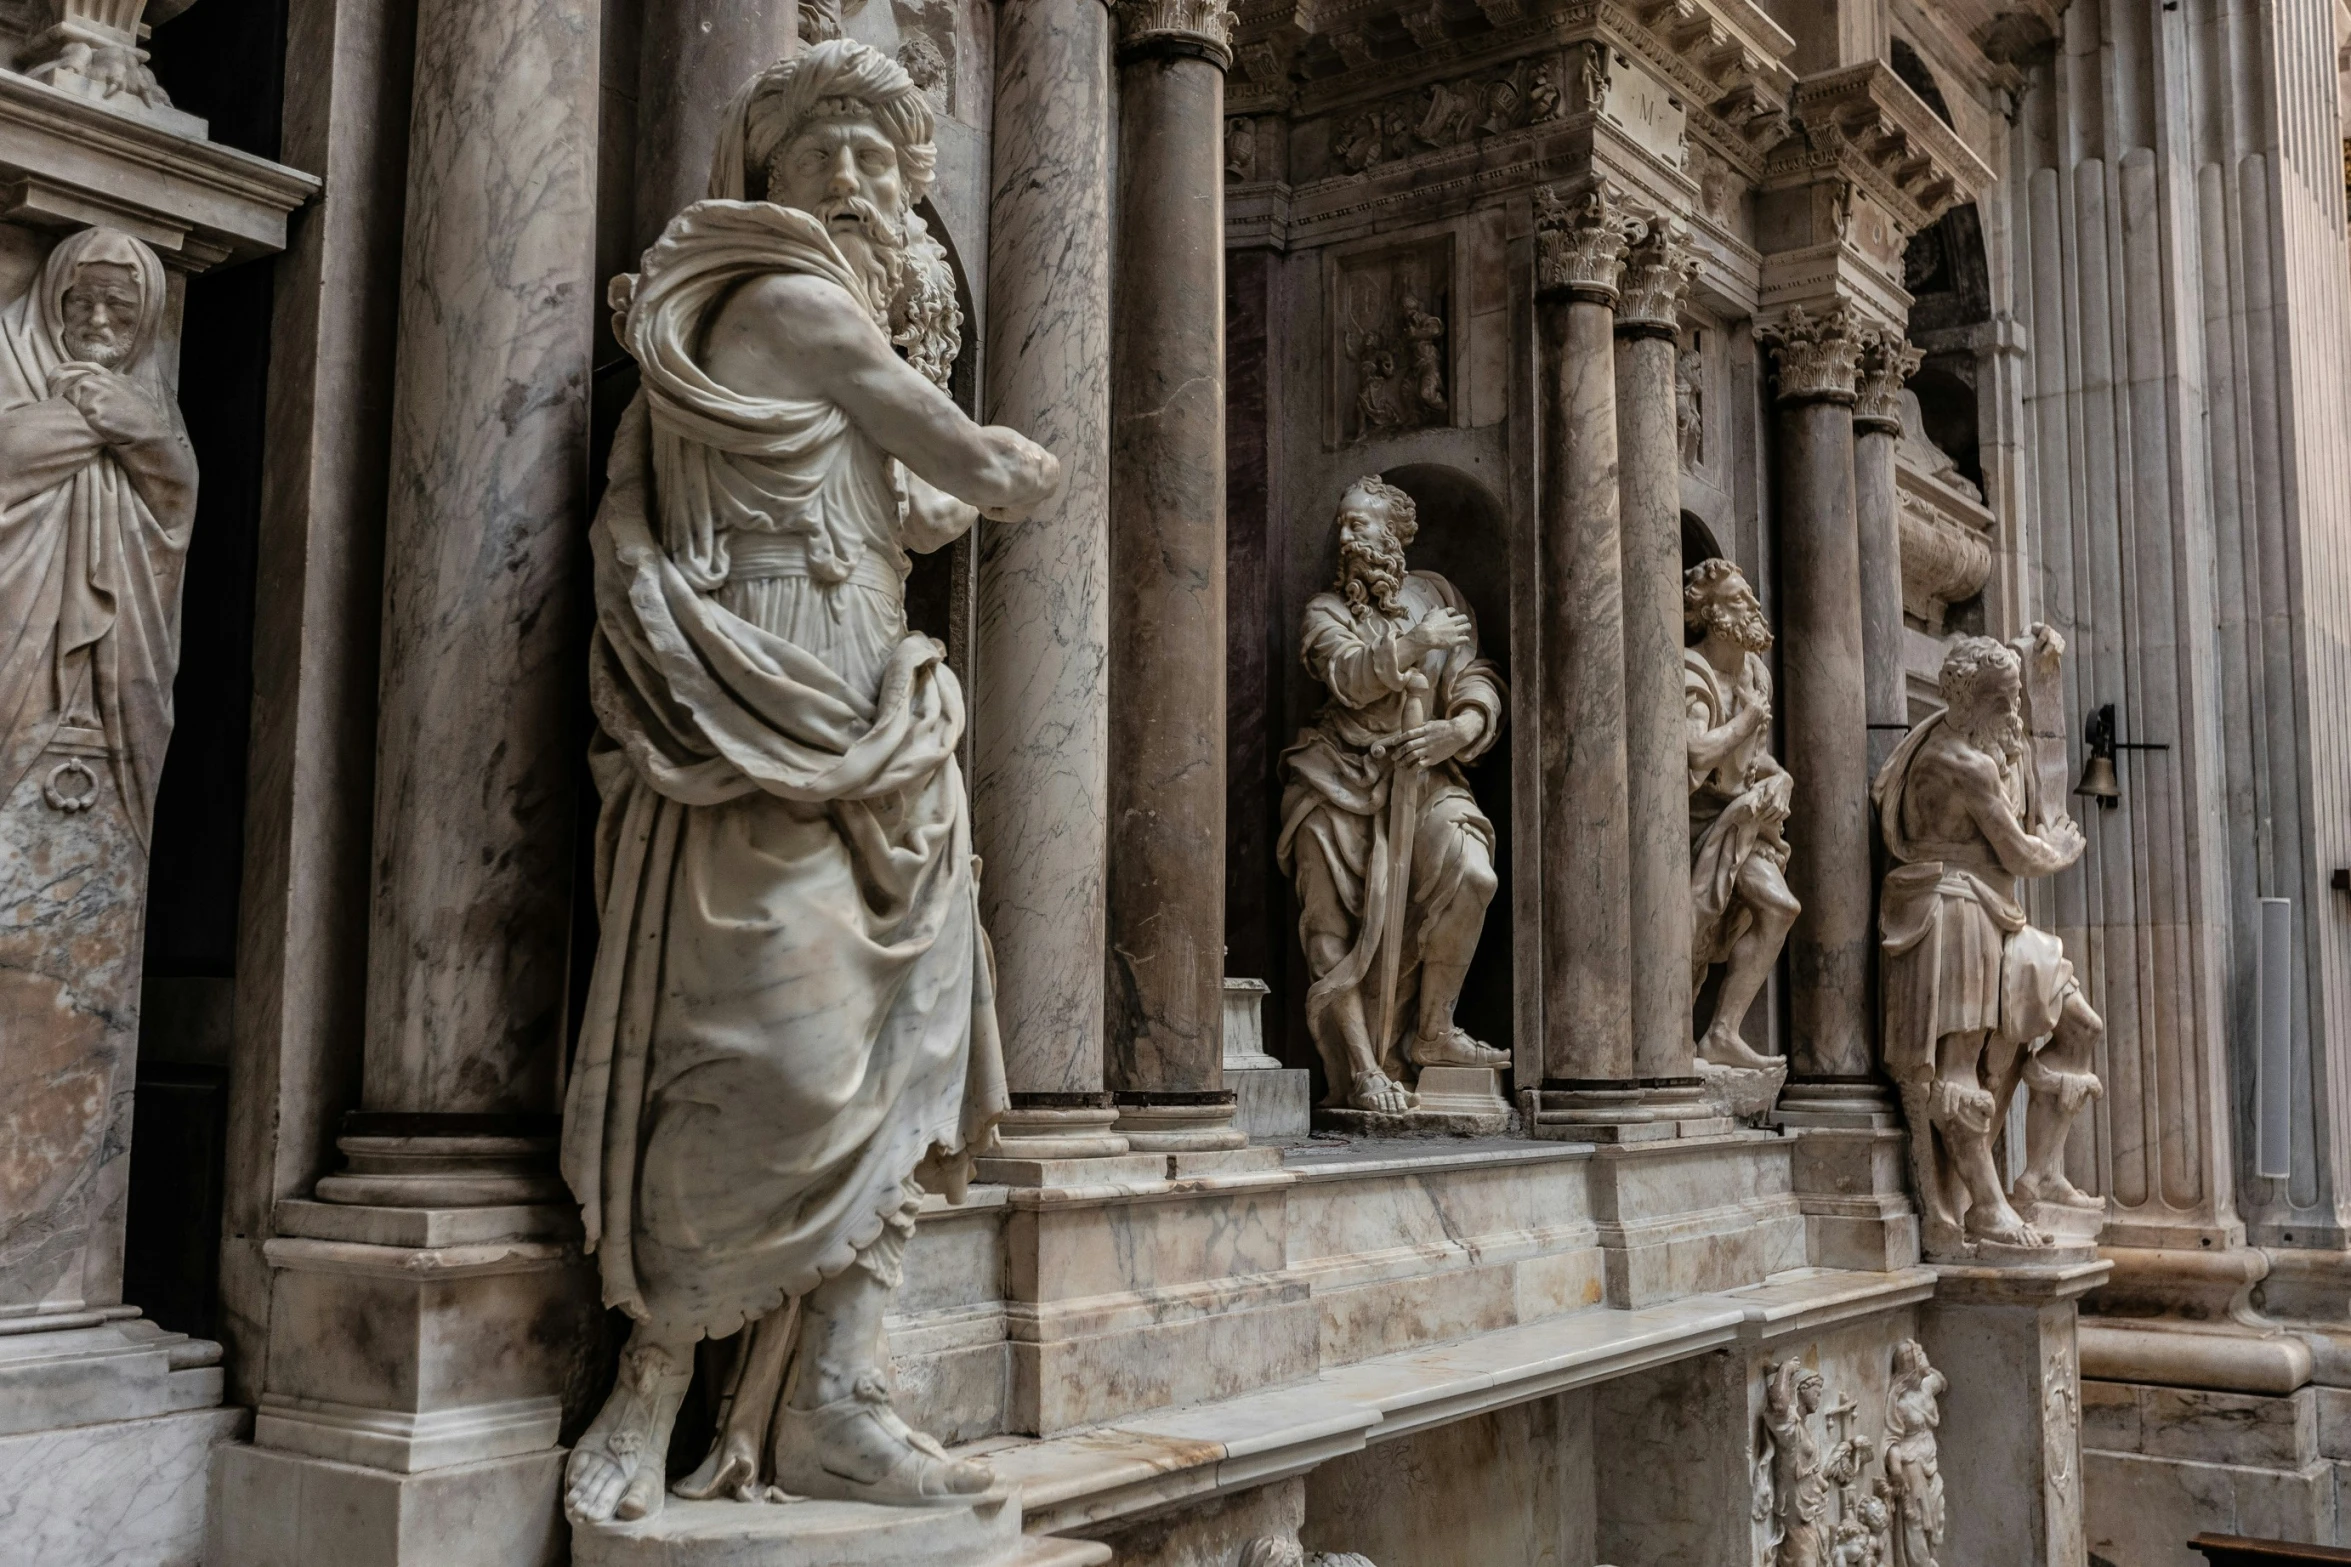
left=1757, top=305, right=1861, bottom=405
left=1534, top=182, right=1635, bottom=306
left=1854, top=325, right=1923, bottom=432
left=1114, top=0, right=1235, bottom=66
left=1615, top=217, right=1699, bottom=338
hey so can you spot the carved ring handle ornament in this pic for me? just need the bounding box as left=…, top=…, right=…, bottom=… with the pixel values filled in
left=43, top=757, right=99, bottom=813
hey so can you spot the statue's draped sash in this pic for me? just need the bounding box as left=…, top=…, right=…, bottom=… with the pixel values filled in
left=561, top=200, right=1005, bottom=1338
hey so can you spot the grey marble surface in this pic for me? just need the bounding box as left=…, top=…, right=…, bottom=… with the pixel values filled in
left=975, top=0, right=1113, bottom=1099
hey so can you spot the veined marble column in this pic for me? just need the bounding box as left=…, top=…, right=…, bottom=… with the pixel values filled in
left=1615, top=219, right=1699, bottom=1093
left=1104, top=0, right=1250, bottom=1151
left=976, top=0, right=1125, bottom=1162
left=632, top=0, right=796, bottom=255
left=1854, top=328, right=1920, bottom=775
left=1532, top=184, right=1636, bottom=1115
left=1758, top=307, right=1874, bottom=1086
left=358, top=0, right=594, bottom=1132
left=1103, top=0, right=1242, bottom=1153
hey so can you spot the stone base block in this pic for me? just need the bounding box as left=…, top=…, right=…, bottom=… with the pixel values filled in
left=0, top=1313, right=226, bottom=1434
left=0, top=1404, right=246, bottom=1567
left=1586, top=1135, right=1804, bottom=1307
left=574, top=1490, right=1039, bottom=1567
left=2085, top=1448, right=2341, bottom=1567
left=1316, top=1068, right=1511, bottom=1136
left=206, top=1442, right=566, bottom=1567
left=1782, top=1125, right=1920, bottom=1272
left=1232, top=1066, right=1311, bottom=1143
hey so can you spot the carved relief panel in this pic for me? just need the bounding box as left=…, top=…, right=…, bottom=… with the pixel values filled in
left=1329, top=233, right=1455, bottom=446
left=1302, top=49, right=1565, bottom=181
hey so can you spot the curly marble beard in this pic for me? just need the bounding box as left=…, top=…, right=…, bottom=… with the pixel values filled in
left=1949, top=696, right=2026, bottom=767
left=1339, top=532, right=1408, bottom=618
left=768, top=157, right=910, bottom=325
left=1704, top=598, right=1772, bottom=653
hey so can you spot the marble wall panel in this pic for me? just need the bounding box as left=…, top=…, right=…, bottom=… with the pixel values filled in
left=0, top=1405, right=246, bottom=1567
left=1093, top=1477, right=1305, bottom=1567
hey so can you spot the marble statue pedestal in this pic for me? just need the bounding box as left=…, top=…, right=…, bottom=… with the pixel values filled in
left=1318, top=1066, right=1512, bottom=1136
left=1773, top=1082, right=1920, bottom=1272
left=1231, top=1065, right=1311, bottom=1142
left=1919, top=1257, right=2111, bottom=1567
left=572, top=1490, right=1110, bottom=1567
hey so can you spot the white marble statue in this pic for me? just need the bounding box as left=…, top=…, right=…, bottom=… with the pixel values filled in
left=0, top=226, right=193, bottom=852
left=1880, top=1339, right=1946, bottom=1567
left=1684, top=559, right=1798, bottom=1071
left=1277, top=477, right=1507, bottom=1114
left=558, top=41, right=1061, bottom=1524
left=1872, top=630, right=2105, bottom=1255
left=1760, top=1360, right=1832, bottom=1567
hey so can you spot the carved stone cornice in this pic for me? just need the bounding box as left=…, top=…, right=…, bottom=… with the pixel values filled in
left=1853, top=326, right=1923, bottom=433
left=1766, top=62, right=1995, bottom=238
left=1117, top=0, right=1237, bottom=67
left=1756, top=304, right=1860, bottom=405
left=1615, top=215, right=1697, bottom=337
left=1534, top=180, right=1634, bottom=305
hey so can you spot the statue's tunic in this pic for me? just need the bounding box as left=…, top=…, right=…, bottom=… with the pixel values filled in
left=1685, top=645, right=1788, bottom=976
left=1276, top=572, right=1503, bottom=1078
left=561, top=200, right=1005, bottom=1339
left=1870, top=712, right=2076, bottom=1087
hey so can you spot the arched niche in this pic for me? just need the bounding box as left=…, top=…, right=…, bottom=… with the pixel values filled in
left=1681, top=510, right=1724, bottom=574
left=1377, top=462, right=1515, bottom=1059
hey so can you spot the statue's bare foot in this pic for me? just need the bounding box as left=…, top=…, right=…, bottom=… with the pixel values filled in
left=2012, top=1171, right=2104, bottom=1213
left=1964, top=1200, right=2049, bottom=1249
left=567, top=1336, right=691, bottom=1525
left=1410, top=1026, right=1508, bottom=1069
left=1696, top=1025, right=1779, bottom=1072
left=771, top=1374, right=993, bottom=1506
left=1348, top=1069, right=1415, bottom=1115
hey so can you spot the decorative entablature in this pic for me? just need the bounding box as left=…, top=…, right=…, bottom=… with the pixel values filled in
left=1764, top=62, right=1994, bottom=242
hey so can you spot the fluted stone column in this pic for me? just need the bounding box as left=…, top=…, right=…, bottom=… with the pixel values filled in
left=1759, top=307, right=1875, bottom=1088
left=976, top=0, right=1126, bottom=1163
left=1531, top=184, right=1637, bottom=1121
left=1104, top=0, right=1242, bottom=1153
left=1854, top=328, right=1920, bottom=776
left=632, top=0, right=796, bottom=255
left=1615, top=220, right=1699, bottom=1094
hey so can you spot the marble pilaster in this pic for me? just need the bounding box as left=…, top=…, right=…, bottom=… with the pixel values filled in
left=360, top=0, right=595, bottom=1124
left=975, top=0, right=1123, bottom=1163
left=1757, top=306, right=1875, bottom=1087
left=1853, top=327, right=1919, bottom=776
left=630, top=0, right=796, bottom=256
left=1530, top=182, right=1635, bottom=1115
left=1105, top=0, right=1242, bottom=1150
left=1615, top=218, right=1698, bottom=1095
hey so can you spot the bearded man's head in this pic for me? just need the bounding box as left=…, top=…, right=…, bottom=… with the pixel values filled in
left=1333, top=476, right=1417, bottom=617
left=1939, top=636, right=2024, bottom=760
left=727, top=42, right=938, bottom=305
left=60, top=261, right=142, bottom=369
left=1683, top=557, right=1771, bottom=652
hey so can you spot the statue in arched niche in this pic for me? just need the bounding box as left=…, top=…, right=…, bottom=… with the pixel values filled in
left=1278, top=476, right=1508, bottom=1115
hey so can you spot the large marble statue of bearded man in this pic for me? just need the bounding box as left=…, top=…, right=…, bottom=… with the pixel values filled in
left=559, top=42, right=1061, bottom=1523
left=1278, top=477, right=1507, bottom=1114
left=0, top=227, right=193, bottom=849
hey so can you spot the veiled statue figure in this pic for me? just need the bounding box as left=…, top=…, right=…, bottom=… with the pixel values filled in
left=0, top=226, right=193, bottom=852
left=1872, top=630, right=2105, bottom=1256
left=1881, top=1339, right=1947, bottom=1567
left=1278, top=477, right=1507, bottom=1113
left=559, top=42, right=1060, bottom=1524
left=1683, top=558, right=1797, bottom=1071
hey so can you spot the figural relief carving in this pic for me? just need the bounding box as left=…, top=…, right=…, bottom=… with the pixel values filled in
left=558, top=40, right=1062, bottom=1526
left=1327, top=51, right=1563, bottom=174
left=1756, top=1346, right=1946, bottom=1567
left=1278, top=477, right=1507, bottom=1115
left=1881, top=1339, right=1947, bottom=1567
left=1336, top=241, right=1450, bottom=443
left=1873, top=630, right=2106, bottom=1258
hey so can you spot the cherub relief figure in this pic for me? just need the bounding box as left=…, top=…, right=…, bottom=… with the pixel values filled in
left=1279, top=477, right=1507, bottom=1114
left=1873, top=630, right=2106, bottom=1256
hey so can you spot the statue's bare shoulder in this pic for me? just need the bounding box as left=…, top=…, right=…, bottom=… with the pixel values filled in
left=701, top=271, right=888, bottom=403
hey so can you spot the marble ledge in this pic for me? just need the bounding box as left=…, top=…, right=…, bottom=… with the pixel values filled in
left=1279, top=1135, right=1598, bottom=1184
left=258, top=1236, right=578, bottom=1283
left=969, top=1265, right=1934, bottom=1537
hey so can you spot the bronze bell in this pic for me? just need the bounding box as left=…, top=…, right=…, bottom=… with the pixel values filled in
left=2076, top=702, right=2122, bottom=808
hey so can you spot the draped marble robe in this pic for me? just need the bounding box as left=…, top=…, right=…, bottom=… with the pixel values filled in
left=560, top=196, right=1005, bottom=1342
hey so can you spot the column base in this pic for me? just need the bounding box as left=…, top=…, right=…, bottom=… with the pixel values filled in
left=1113, top=1090, right=1247, bottom=1153
left=986, top=1094, right=1132, bottom=1160
left=208, top=1442, right=566, bottom=1567
left=1772, top=1076, right=1900, bottom=1128
left=1520, top=1083, right=1729, bottom=1143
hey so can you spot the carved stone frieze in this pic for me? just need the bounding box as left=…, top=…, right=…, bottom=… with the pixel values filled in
left=1534, top=180, right=1634, bottom=303
left=1326, top=50, right=1564, bottom=175
left=1116, top=0, right=1237, bottom=65
left=1334, top=237, right=1452, bottom=440
left=1854, top=326, right=1923, bottom=433
left=1756, top=304, right=1860, bottom=404
left=1616, top=215, right=1698, bottom=335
